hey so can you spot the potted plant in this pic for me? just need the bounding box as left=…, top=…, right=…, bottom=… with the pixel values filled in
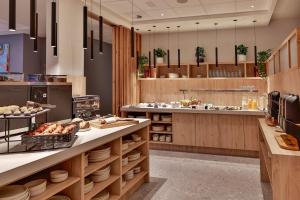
left=155, top=48, right=166, bottom=64
left=257, top=49, right=271, bottom=78
left=195, top=47, right=205, bottom=63
left=237, top=44, right=248, bottom=62
left=138, top=55, right=148, bottom=78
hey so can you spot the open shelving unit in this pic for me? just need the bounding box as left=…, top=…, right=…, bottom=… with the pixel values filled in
left=6, top=126, right=150, bottom=200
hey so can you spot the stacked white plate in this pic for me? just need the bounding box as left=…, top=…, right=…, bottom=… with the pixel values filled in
left=48, top=195, right=71, bottom=200
left=122, top=157, right=128, bottom=166
left=24, top=179, right=47, bottom=197
left=84, top=178, right=94, bottom=194
left=0, top=185, right=30, bottom=200
left=92, top=189, right=110, bottom=200
left=133, top=166, right=141, bottom=174
left=128, top=151, right=141, bottom=162
left=161, top=115, right=172, bottom=122
left=90, top=165, right=111, bottom=183
left=124, top=140, right=135, bottom=146
left=152, top=125, right=164, bottom=132
left=124, top=170, right=134, bottom=181
left=50, top=170, right=68, bottom=183
left=88, top=146, right=111, bottom=163
left=131, top=134, right=141, bottom=142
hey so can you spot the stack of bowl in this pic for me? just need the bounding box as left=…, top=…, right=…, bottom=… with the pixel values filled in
left=122, top=156, right=128, bottom=166
left=92, top=189, right=110, bottom=200
left=84, top=154, right=89, bottom=168
left=133, top=166, right=141, bottom=174
left=124, top=170, right=134, bottom=181
left=131, top=134, right=141, bottom=142
left=84, top=178, right=94, bottom=194
left=90, top=165, right=111, bottom=183
left=128, top=151, right=141, bottom=162
left=88, top=146, right=111, bottom=163
left=152, top=125, right=164, bottom=132
left=48, top=195, right=71, bottom=200
left=122, top=142, right=129, bottom=151
left=50, top=170, right=68, bottom=183
left=161, top=115, right=172, bottom=122
left=0, top=185, right=30, bottom=200
left=24, top=179, right=47, bottom=197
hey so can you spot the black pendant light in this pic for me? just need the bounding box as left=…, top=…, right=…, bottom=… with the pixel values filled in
left=253, top=20, right=257, bottom=66
left=83, top=0, right=88, bottom=49
left=214, top=22, right=218, bottom=67
left=130, top=0, right=135, bottom=58
left=99, top=0, right=103, bottom=54
left=153, top=26, right=156, bottom=68
left=51, top=0, right=56, bottom=47
left=9, top=0, right=16, bottom=31
left=148, top=30, right=151, bottom=67
left=34, top=13, right=38, bottom=52
left=90, top=0, right=94, bottom=60
left=234, top=19, right=238, bottom=66
left=196, top=22, right=200, bottom=67
left=30, top=0, right=36, bottom=39
left=136, top=28, right=139, bottom=69
left=167, top=27, right=170, bottom=68
left=54, top=23, right=58, bottom=56
left=177, top=26, right=181, bottom=68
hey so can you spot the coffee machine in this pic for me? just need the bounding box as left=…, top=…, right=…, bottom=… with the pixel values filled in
left=268, top=91, right=280, bottom=120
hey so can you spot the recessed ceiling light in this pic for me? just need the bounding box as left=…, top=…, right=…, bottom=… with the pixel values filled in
left=161, top=13, right=164, bottom=17
left=250, top=5, right=254, bottom=8
left=177, top=0, right=188, bottom=3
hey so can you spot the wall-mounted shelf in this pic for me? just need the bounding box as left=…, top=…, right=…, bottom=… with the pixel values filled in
left=190, top=89, right=259, bottom=93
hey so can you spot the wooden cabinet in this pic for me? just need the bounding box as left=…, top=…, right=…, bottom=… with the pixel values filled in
left=244, top=116, right=259, bottom=151
left=196, top=114, right=244, bottom=150
left=173, top=113, right=196, bottom=146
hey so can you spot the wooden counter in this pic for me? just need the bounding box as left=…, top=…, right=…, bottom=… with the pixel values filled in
left=258, top=118, right=300, bottom=200
left=122, top=106, right=263, bottom=157
left=0, top=119, right=150, bottom=200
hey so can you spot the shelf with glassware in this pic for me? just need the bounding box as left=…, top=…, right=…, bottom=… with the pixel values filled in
left=139, top=62, right=264, bottom=79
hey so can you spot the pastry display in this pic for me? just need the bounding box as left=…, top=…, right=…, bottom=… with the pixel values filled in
left=0, top=101, right=45, bottom=117
left=79, top=121, right=90, bottom=129
left=27, top=123, right=77, bottom=136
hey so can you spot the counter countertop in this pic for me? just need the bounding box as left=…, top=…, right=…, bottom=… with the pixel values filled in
left=121, top=105, right=265, bottom=116
left=0, top=81, right=72, bottom=86
left=0, top=119, right=150, bottom=186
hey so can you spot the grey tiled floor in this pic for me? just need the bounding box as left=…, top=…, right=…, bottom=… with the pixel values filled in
left=130, top=150, right=272, bottom=200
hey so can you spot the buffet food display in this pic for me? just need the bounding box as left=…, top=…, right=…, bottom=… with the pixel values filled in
left=0, top=101, right=46, bottom=117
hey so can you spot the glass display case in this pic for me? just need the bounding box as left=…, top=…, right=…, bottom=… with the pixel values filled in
left=72, top=95, right=100, bottom=120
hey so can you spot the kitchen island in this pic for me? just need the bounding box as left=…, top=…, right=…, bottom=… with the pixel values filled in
left=122, top=105, right=265, bottom=157
left=0, top=119, right=150, bottom=200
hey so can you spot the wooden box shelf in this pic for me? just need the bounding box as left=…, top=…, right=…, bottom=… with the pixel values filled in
left=122, top=156, right=147, bottom=175
left=31, top=177, right=81, bottom=200
left=121, top=171, right=148, bottom=195
left=149, top=131, right=172, bottom=134
left=85, top=155, right=119, bottom=177
left=122, top=140, right=147, bottom=155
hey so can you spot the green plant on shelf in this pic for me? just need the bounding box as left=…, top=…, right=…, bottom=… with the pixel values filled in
left=138, top=55, right=149, bottom=78
left=237, top=44, right=248, bottom=55
left=257, top=49, right=272, bottom=78
left=154, top=48, right=167, bottom=58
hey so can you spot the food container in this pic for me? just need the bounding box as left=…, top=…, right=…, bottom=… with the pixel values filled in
left=159, top=135, right=166, bottom=142
left=131, top=134, right=141, bottom=142
left=161, top=115, right=172, bottom=122
left=152, top=114, right=160, bottom=121
left=152, top=134, right=159, bottom=141
left=168, top=73, right=179, bottom=78
left=50, top=170, right=68, bottom=183
left=166, top=135, right=172, bottom=143
left=24, top=179, right=47, bottom=197
left=152, top=125, right=164, bottom=132
left=166, top=126, right=172, bottom=132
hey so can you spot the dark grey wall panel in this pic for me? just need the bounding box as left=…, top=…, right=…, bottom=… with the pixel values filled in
left=84, top=38, right=112, bottom=115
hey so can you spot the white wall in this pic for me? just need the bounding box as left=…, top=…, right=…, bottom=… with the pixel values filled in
left=141, top=18, right=300, bottom=64
left=46, top=0, right=84, bottom=76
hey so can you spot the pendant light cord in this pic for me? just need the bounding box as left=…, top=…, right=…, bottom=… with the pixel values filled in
left=253, top=20, right=256, bottom=45
left=234, top=20, right=237, bottom=45
left=90, top=0, right=93, bottom=29
left=167, top=27, right=170, bottom=49
left=196, top=22, right=199, bottom=48
left=177, top=26, right=180, bottom=50
left=215, top=23, right=218, bottom=47
left=100, top=0, right=102, bottom=16
left=148, top=30, right=151, bottom=51
left=153, top=25, right=156, bottom=50
left=131, top=0, right=133, bottom=26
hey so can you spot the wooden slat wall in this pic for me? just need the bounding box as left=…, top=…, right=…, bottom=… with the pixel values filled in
left=112, top=26, right=141, bottom=115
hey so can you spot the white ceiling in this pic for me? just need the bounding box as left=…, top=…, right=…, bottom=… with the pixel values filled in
left=95, top=0, right=280, bottom=32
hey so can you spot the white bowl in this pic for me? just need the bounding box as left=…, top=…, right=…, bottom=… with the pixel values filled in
left=50, top=170, right=68, bottom=180
left=168, top=73, right=179, bottom=78
left=152, top=125, right=164, bottom=132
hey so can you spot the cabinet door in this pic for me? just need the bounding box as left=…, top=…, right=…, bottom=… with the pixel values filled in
left=173, top=113, right=196, bottom=146
left=244, top=116, right=259, bottom=151
left=196, top=114, right=220, bottom=148
left=218, top=115, right=245, bottom=150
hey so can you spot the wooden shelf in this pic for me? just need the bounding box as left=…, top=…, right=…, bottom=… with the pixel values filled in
left=151, top=121, right=172, bottom=124
left=30, top=177, right=80, bottom=200
left=110, top=194, right=120, bottom=200
left=85, top=155, right=119, bottom=177
left=149, top=131, right=172, bottom=134
left=122, top=140, right=146, bottom=155
left=122, top=156, right=147, bottom=175
left=85, top=175, right=120, bottom=200
left=150, top=141, right=173, bottom=145
left=121, top=171, right=148, bottom=195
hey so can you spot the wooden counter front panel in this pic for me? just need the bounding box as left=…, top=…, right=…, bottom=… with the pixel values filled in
left=244, top=116, right=259, bottom=151
left=195, top=114, right=244, bottom=150
left=173, top=113, right=196, bottom=146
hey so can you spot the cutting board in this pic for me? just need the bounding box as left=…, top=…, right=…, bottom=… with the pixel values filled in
left=90, top=119, right=139, bottom=129
left=275, top=134, right=299, bottom=151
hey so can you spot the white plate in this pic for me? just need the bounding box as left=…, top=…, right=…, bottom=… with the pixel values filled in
left=78, top=127, right=91, bottom=132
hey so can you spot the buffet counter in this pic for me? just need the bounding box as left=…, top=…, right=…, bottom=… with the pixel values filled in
left=0, top=119, right=150, bottom=200
left=121, top=105, right=264, bottom=157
